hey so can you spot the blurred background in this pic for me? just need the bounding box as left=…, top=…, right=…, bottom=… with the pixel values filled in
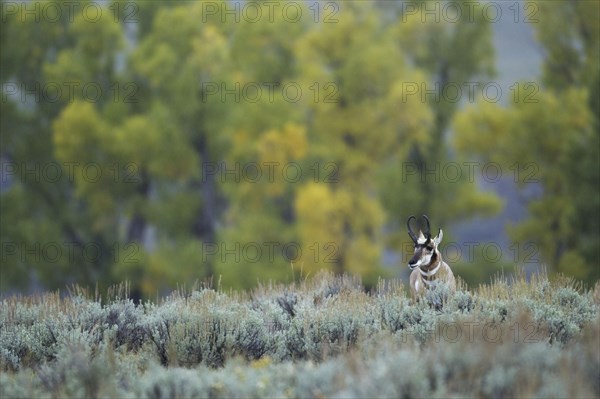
left=1, top=0, right=598, bottom=297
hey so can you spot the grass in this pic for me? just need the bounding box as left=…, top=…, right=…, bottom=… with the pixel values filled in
left=1, top=269, right=599, bottom=398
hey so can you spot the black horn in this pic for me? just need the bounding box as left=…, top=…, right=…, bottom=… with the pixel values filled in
left=407, top=215, right=418, bottom=244
left=422, top=214, right=431, bottom=239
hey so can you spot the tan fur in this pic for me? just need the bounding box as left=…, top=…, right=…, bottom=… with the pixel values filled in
left=409, top=260, right=456, bottom=298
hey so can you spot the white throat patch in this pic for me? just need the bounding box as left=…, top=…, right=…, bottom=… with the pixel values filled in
left=419, top=262, right=440, bottom=277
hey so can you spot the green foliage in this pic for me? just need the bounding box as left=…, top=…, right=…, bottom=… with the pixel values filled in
left=1, top=0, right=598, bottom=294
left=0, top=272, right=598, bottom=398
left=453, top=1, right=600, bottom=282
left=381, top=0, right=499, bottom=231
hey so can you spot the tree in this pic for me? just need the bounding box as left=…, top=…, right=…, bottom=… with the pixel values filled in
left=377, top=0, right=502, bottom=256
left=453, top=0, right=599, bottom=282
left=5, top=0, right=594, bottom=295
left=292, top=2, right=434, bottom=285
left=1, top=0, right=127, bottom=290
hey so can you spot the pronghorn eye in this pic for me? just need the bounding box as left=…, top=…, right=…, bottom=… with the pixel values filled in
left=426, top=246, right=433, bottom=251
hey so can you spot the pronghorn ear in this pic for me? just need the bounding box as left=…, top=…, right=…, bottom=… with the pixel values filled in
left=418, top=230, right=426, bottom=242
left=433, top=229, right=443, bottom=246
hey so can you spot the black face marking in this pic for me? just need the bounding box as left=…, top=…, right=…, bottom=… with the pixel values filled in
left=413, top=239, right=434, bottom=252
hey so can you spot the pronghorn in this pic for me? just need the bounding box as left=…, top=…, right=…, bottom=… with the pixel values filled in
left=407, top=215, right=456, bottom=298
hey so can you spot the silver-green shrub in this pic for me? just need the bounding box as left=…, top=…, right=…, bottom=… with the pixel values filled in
left=1, top=271, right=598, bottom=397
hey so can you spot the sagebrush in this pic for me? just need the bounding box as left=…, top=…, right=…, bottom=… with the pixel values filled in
left=1, top=271, right=599, bottom=398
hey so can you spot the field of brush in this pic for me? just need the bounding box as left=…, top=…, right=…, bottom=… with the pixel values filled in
left=1, top=271, right=599, bottom=398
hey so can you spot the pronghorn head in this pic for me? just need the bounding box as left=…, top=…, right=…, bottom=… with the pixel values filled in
left=407, top=214, right=443, bottom=270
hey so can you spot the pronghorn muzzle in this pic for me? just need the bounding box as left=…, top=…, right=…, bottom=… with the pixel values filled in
left=408, top=248, right=424, bottom=270
left=408, top=243, right=435, bottom=270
